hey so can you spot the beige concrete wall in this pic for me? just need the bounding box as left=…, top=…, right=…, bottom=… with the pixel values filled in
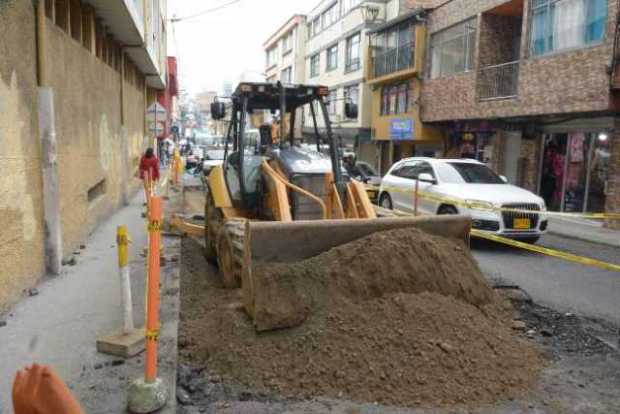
left=0, top=0, right=46, bottom=311
left=45, top=23, right=146, bottom=257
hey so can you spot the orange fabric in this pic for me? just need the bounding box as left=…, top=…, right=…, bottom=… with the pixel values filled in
left=12, top=364, right=84, bottom=414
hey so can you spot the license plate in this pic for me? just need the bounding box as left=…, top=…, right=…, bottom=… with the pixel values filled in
left=513, top=218, right=531, bottom=229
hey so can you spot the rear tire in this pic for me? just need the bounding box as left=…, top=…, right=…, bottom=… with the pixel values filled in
left=379, top=193, right=393, bottom=210
left=438, top=205, right=458, bottom=215
left=204, top=190, right=220, bottom=265
left=217, top=219, right=246, bottom=289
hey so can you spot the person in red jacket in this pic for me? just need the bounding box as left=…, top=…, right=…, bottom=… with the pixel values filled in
left=139, top=148, right=160, bottom=205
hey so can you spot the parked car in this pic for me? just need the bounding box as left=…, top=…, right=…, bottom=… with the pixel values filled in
left=378, top=158, right=548, bottom=242
left=347, top=161, right=381, bottom=203
left=202, top=149, right=226, bottom=176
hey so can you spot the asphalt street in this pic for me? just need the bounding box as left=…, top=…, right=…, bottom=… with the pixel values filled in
left=473, top=234, right=620, bottom=325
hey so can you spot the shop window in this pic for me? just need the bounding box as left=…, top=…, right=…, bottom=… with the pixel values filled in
left=530, top=0, right=607, bottom=56
left=54, top=0, right=70, bottom=32
left=69, top=0, right=81, bottom=42
left=539, top=132, right=610, bottom=213
left=430, top=17, right=477, bottom=79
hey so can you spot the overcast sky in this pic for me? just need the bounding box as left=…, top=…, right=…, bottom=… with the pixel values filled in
left=168, top=0, right=311, bottom=96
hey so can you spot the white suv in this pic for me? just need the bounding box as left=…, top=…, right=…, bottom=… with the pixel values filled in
left=379, top=158, right=548, bottom=242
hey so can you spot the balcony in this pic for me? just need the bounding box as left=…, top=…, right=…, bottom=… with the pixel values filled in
left=478, top=61, right=520, bottom=100
left=372, top=42, right=414, bottom=79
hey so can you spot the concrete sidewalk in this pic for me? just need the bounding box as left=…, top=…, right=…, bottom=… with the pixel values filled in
left=0, top=191, right=180, bottom=414
left=548, top=216, right=620, bottom=248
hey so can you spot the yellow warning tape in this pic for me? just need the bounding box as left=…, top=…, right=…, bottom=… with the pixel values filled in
left=471, top=229, right=620, bottom=273
left=369, top=185, right=620, bottom=220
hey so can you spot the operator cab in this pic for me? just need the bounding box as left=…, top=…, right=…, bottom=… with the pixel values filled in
left=211, top=82, right=358, bottom=215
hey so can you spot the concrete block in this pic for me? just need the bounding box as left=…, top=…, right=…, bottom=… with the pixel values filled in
left=96, top=329, right=145, bottom=358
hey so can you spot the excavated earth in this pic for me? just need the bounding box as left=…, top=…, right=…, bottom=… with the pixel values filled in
left=179, top=227, right=542, bottom=408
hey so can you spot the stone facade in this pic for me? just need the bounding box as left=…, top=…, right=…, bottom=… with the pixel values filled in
left=606, top=120, right=620, bottom=228
left=421, top=0, right=618, bottom=122
left=0, top=0, right=46, bottom=311
left=0, top=0, right=159, bottom=311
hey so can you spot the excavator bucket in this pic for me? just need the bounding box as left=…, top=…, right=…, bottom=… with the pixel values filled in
left=231, top=215, right=471, bottom=331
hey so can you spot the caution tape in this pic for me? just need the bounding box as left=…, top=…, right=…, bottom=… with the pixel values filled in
left=471, top=229, right=620, bottom=273
left=368, top=185, right=620, bottom=220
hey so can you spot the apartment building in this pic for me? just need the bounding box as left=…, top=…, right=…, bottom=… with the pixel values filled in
left=302, top=0, right=398, bottom=160
left=366, top=2, right=448, bottom=174
left=0, top=0, right=168, bottom=309
left=418, top=0, right=619, bottom=224
left=264, top=15, right=308, bottom=84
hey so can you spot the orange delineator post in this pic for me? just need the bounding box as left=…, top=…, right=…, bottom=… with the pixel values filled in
left=145, top=196, right=162, bottom=382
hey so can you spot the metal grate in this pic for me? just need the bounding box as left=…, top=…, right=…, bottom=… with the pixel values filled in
left=478, top=61, right=519, bottom=100
left=502, top=203, right=541, bottom=229
left=372, top=42, right=415, bottom=78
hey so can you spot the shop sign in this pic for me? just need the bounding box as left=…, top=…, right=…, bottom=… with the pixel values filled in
left=390, top=119, right=414, bottom=141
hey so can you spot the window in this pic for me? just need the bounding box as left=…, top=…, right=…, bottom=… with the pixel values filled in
left=380, top=82, right=410, bottom=115
left=430, top=17, right=477, bottom=78
left=530, top=0, right=607, bottom=56
left=322, top=3, right=338, bottom=29
left=312, top=17, right=320, bottom=36
left=341, top=0, right=362, bottom=15
left=310, top=54, right=320, bottom=77
left=281, top=31, right=293, bottom=54
left=327, top=89, right=338, bottom=114
left=281, top=66, right=292, bottom=83
left=326, top=44, right=338, bottom=71
left=266, top=47, right=277, bottom=68
left=344, top=85, right=359, bottom=119
left=346, top=33, right=361, bottom=72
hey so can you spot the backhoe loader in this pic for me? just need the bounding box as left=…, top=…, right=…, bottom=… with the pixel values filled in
left=205, top=82, right=471, bottom=331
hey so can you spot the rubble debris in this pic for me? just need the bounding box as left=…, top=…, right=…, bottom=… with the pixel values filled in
left=0, top=320, right=6, bottom=328
left=512, top=320, right=527, bottom=331
left=27, top=288, right=39, bottom=297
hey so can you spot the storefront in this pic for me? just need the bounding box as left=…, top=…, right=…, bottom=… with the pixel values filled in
left=537, top=131, right=611, bottom=213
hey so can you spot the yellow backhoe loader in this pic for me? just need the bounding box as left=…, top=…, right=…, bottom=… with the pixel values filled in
left=205, top=82, right=471, bottom=330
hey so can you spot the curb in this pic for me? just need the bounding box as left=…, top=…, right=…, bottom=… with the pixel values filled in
left=547, top=229, right=620, bottom=249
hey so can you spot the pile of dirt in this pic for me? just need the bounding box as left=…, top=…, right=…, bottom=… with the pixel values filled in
left=179, top=229, right=542, bottom=408
left=250, top=228, right=496, bottom=331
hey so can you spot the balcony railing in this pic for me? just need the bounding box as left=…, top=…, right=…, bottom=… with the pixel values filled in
left=478, top=61, right=520, bottom=100
left=372, top=42, right=414, bottom=78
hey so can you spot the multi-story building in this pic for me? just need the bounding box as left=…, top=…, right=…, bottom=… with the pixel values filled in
left=366, top=1, right=445, bottom=174
left=0, top=0, right=168, bottom=309
left=302, top=0, right=393, bottom=160
left=264, top=15, right=308, bottom=84
left=419, top=0, right=619, bottom=224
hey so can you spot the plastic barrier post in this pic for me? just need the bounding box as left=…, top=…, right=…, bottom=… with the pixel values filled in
left=128, top=196, right=168, bottom=413
left=96, top=226, right=145, bottom=358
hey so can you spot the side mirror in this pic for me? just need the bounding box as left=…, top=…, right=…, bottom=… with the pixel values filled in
left=418, top=173, right=436, bottom=184
left=500, top=175, right=508, bottom=183
left=211, top=102, right=226, bottom=120
left=345, top=103, right=358, bottom=119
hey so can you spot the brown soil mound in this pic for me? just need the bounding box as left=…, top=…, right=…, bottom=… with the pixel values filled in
left=251, top=228, right=496, bottom=331
left=180, top=229, right=541, bottom=408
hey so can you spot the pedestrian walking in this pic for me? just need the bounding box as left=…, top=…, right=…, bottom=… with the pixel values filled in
left=138, top=148, right=160, bottom=204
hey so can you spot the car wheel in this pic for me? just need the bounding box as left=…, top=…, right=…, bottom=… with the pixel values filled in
left=438, top=205, right=458, bottom=215
left=379, top=193, right=393, bottom=210
left=520, top=236, right=540, bottom=244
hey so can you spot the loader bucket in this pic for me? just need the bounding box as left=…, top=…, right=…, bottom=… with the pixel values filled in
left=236, top=215, right=471, bottom=331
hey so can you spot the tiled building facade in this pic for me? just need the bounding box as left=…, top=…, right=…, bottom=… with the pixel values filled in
left=418, top=0, right=620, bottom=226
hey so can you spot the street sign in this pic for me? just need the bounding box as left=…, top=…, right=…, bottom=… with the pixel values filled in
left=148, top=121, right=165, bottom=135
left=146, top=103, right=167, bottom=123
left=390, top=119, right=414, bottom=140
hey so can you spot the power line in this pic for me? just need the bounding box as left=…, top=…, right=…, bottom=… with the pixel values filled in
left=170, top=0, right=242, bottom=23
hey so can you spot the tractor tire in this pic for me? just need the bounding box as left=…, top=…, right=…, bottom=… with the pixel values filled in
left=217, top=219, right=246, bottom=289
left=204, top=190, right=220, bottom=265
